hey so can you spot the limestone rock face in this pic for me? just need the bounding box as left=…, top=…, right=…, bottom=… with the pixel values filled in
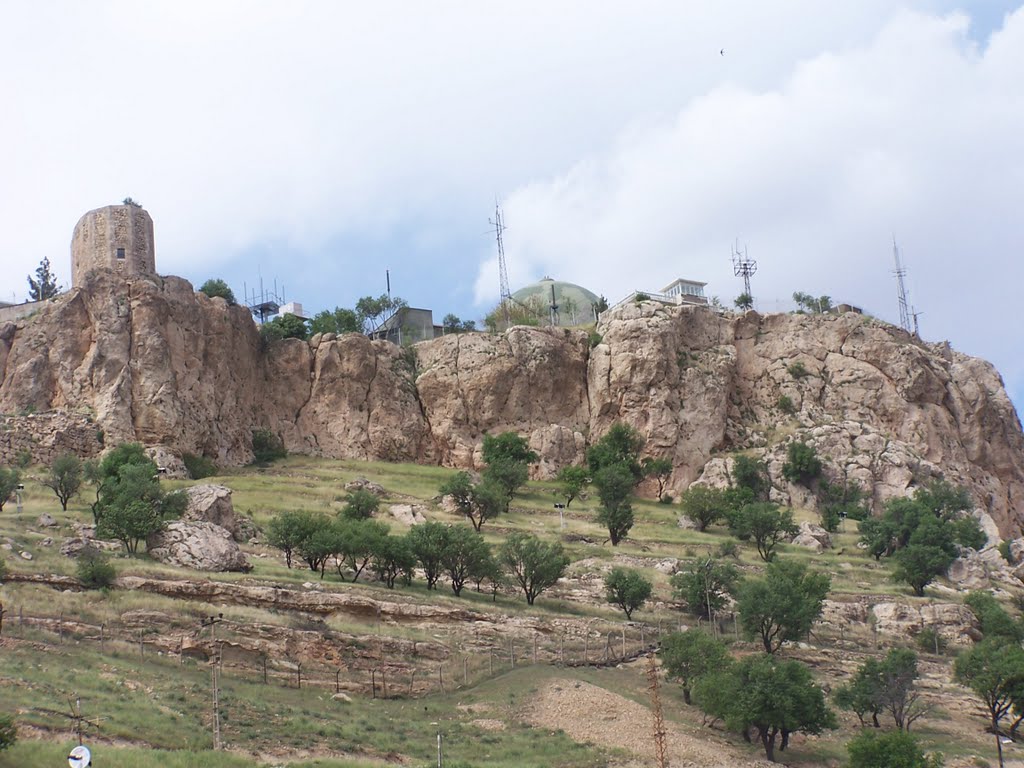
left=791, top=521, right=832, bottom=552
left=415, top=327, right=590, bottom=477
left=146, top=521, right=251, bottom=572
left=2, top=277, right=1023, bottom=536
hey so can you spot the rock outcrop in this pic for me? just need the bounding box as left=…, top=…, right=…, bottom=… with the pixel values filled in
left=2, top=273, right=1022, bottom=535
left=183, top=484, right=240, bottom=539
left=146, top=521, right=251, bottom=572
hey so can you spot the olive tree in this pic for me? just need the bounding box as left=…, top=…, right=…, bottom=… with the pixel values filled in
left=500, top=532, right=569, bottom=605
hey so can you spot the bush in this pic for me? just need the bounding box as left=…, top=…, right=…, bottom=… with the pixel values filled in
left=341, top=489, right=380, bottom=520
left=731, top=455, right=769, bottom=500
left=77, top=551, right=116, bottom=589
left=251, top=429, right=287, bottom=463
left=198, top=278, right=236, bottom=305
left=0, top=714, right=16, bottom=751
left=847, top=729, right=943, bottom=768
left=916, top=627, right=948, bottom=655
left=717, top=539, right=739, bottom=559
left=0, top=556, right=7, bottom=581
left=787, top=361, right=809, bottom=378
left=998, top=540, right=1014, bottom=564
left=777, top=394, right=796, bottom=415
left=604, top=567, right=653, bottom=619
left=14, top=448, right=32, bottom=468
left=588, top=330, right=603, bottom=348
left=781, top=441, right=822, bottom=486
left=182, top=453, right=218, bottom=480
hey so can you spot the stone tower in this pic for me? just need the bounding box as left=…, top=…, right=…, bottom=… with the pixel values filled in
left=71, top=204, right=156, bottom=287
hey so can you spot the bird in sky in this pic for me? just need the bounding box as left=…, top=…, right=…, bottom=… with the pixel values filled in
left=720, top=48, right=725, bottom=56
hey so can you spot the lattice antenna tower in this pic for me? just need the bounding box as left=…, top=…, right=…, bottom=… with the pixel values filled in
left=548, top=282, right=560, bottom=327
left=646, top=653, right=669, bottom=768
left=489, top=202, right=511, bottom=324
left=731, top=240, right=757, bottom=298
left=892, top=239, right=913, bottom=334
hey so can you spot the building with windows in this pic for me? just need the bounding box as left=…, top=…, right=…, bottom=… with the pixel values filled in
left=369, top=307, right=442, bottom=345
left=661, top=278, right=708, bottom=305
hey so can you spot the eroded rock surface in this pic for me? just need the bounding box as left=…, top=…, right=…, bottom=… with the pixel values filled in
left=2, top=275, right=1022, bottom=535
left=146, top=521, right=251, bottom=572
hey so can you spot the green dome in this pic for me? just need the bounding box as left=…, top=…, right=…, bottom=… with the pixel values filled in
left=510, top=277, right=600, bottom=327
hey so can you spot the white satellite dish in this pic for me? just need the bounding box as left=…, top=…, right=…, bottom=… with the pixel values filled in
left=68, top=744, right=91, bottom=767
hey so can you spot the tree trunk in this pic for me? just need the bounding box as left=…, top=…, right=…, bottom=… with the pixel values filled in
left=760, top=727, right=777, bottom=762
left=683, top=685, right=691, bottom=705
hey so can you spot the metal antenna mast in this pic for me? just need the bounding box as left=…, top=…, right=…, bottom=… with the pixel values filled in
left=731, top=240, right=757, bottom=298
left=892, top=238, right=912, bottom=333
left=548, top=282, right=560, bottom=327
left=489, top=202, right=511, bottom=324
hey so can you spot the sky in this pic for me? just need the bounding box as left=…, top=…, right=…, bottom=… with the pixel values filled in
left=1, top=1, right=1021, bottom=414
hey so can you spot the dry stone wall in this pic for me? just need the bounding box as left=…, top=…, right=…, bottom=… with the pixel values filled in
left=0, top=272, right=1022, bottom=537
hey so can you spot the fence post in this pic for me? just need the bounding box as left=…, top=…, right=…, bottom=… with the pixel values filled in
left=488, top=651, right=493, bottom=676
left=100, top=623, right=105, bottom=651
left=139, top=630, right=144, bottom=657
left=533, top=635, right=538, bottom=665
left=463, top=657, right=468, bottom=687
left=641, top=624, right=645, bottom=647
left=59, top=611, right=64, bottom=644
left=335, top=669, right=340, bottom=693
left=409, top=670, right=415, bottom=696
left=262, top=656, right=268, bottom=684
left=622, top=626, right=627, bottom=659
left=584, top=634, right=589, bottom=664
left=382, top=668, right=388, bottom=699
left=296, top=662, right=301, bottom=689
left=559, top=634, right=564, bottom=665
left=509, top=638, right=515, bottom=668
left=372, top=669, right=377, bottom=698
left=438, top=666, right=444, bottom=694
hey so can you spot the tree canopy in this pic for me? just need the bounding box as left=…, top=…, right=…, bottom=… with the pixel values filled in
left=27, top=256, right=60, bottom=301
left=660, top=629, right=731, bottom=704
left=737, top=558, right=831, bottom=653
left=309, top=307, right=361, bottom=336
left=499, top=532, right=569, bottom=605
left=198, top=278, right=236, bottom=305
left=42, top=454, right=83, bottom=511
left=603, top=567, right=652, bottom=620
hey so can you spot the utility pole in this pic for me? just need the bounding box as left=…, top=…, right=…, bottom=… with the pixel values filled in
left=200, top=614, right=225, bottom=750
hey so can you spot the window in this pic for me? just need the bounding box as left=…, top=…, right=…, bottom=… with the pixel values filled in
left=116, top=248, right=125, bottom=259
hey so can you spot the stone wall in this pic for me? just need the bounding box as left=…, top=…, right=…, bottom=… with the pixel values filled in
left=71, top=205, right=156, bottom=287
left=0, top=412, right=104, bottom=466
left=0, top=301, right=44, bottom=324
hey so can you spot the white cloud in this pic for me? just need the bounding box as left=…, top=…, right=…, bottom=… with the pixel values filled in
left=476, top=8, right=1024, bottom=404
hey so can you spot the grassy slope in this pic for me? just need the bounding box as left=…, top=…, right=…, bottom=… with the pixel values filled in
left=0, top=455, right=1013, bottom=766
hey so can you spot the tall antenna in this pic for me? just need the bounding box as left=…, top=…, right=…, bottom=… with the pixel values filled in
left=489, top=202, right=511, bottom=324
left=731, top=240, right=757, bottom=299
left=548, top=282, right=560, bottom=327
left=892, top=238, right=913, bottom=333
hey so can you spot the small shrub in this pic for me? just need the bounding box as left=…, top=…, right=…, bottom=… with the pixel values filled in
left=77, top=551, right=116, bottom=589
left=0, top=714, right=16, bottom=751
left=659, top=494, right=674, bottom=504
left=717, top=539, right=739, bottom=559
left=0, top=556, right=7, bottom=581
left=777, top=395, right=796, bottom=415
left=182, top=453, right=218, bottom=479
left=916, top=627, right=948, bottom=655
left=251, top=428, right=286, bottom=463
left=998, top=540, right=1014, bottom=564
left=787, top=361, right=809, bottom=379
left=634, top=292, right=650, bottom=303
left=588, top=330, right=603, bottom=348
left=14, top=448, right=32, bottom=468
left=781, top=441, right=822, bottom=486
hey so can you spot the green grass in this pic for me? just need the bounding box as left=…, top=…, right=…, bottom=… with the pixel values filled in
left=1, top=455, right=1014, bottom=767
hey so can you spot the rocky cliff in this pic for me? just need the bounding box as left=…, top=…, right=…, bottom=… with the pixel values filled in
left=2, top=271, right=1022, bottom=536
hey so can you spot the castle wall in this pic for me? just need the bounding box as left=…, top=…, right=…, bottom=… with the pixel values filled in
left=71, top=205, right=156, bottom=287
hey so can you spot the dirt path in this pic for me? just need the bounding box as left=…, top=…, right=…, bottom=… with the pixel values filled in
left=522, top=678, right=776, bottom=768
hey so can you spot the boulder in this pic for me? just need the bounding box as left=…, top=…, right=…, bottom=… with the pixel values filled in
left=37, top=513, right=58, bottom=528
left=146, top=446, right=188, bottom=479
left=344, top=478, right=386, bottom=497
left=790, top=521, right=831, bottom=552
left=19, top=550, right=33, bottom=560
left=146, top=521, right=251, bottom=572
left=60, top=537, right=119, bottom=558
left=183, top=484, right=240, bottom=540
left=389, top=504, right=427, bottom=526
